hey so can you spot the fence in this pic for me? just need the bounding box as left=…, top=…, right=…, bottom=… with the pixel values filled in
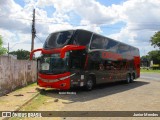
left=0, top=56, right=37, bottom=96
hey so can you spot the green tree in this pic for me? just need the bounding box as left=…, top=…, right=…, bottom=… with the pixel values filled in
left=148, top=50, right=160, bottom=65
left=0, top=35, right=7, bottom=55
left=150, top=31, right=160, bottom=49
left=141, top=55, right=150, bottom=61
left=9, top=49, right=30, bottom=60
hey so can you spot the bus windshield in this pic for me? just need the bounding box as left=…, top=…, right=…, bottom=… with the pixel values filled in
left=43, top=30, right=74, bottom=49
left=39, top=52, right=69, bottom=74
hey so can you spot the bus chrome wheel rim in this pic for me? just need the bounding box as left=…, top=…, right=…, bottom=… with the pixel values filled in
left=130, top=75, right=134, bottom=82
left=127, top=75, right=130, bottom=83
left=87, top=79, right=93, bottom=89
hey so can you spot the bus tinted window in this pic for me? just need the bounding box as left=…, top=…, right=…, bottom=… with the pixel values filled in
left=130, top=47, right=139, bottom=56
left=118, top=44, right=130, bottom=54
left=73, top=30, right=92, bottom=46
left=106, top=38, right=119, bottom=49
left=90, top=34, right=108, bottom=49
left=90, top=35, right=120, bottom=51
left=44, top=30, right=74, bottom=48
left=56, top=31, right=72, bottom=45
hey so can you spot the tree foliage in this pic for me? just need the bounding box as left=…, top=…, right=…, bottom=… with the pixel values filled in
left=141, top=55, right=150, bottom=61
left=0, top=35, right=7, bottom=55
left=9, top=49, right=30, bottom=60
left=150, top=31, right=160, bottom=49
left=141, top=50, right=160, bottom=66
left=148, top=50, right=160, bottom=65
left=141, top=55, right=150, bottom=60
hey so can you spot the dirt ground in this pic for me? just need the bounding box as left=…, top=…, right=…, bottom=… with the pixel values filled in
left=0, top=83, right=39, bottom=111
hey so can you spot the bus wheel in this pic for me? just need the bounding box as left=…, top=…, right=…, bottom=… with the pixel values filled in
left=130, top=74, right=134, bottom=83
left=126, top=74, right=130, bottom=84
left=85, top=77, right=94, bottom=91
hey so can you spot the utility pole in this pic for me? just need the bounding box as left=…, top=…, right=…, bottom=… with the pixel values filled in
left=31, top=9, right=36, bottom=51
left=8, top=42, right=9, bottom=57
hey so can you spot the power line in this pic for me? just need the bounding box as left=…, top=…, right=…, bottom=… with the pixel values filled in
left=35, top=35, right=43, bottom=44
left=36, top=20, right=160, bottom=26
left=1, top=14, right=160, bottom=26
left=1, top=15, right=160, bottom=27
left=5, top=42, right=26, bottom=50
left=0, top=15, right=32, bottom=21
left=6, top=42, right=28, bottom=51
left=0, top=14, right=160, bottom=31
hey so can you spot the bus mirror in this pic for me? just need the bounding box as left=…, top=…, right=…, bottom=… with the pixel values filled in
left=30, top=48, right=42, bottom=60
left=60, top=45, right=86, bottom=58
left=37, top=58, right=40, bottom=62
left=37, top=59, right=41, bottom=71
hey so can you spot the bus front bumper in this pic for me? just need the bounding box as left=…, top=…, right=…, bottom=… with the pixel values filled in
left=38, top=72, right=71, bottom=90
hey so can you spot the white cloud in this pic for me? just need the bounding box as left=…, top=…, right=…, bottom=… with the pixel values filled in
left=0, top=0, right=22, bottom=15
left=36, top=0, right=120, bottom=25
left=0, top=0, right=50, bottom=52
left=107, top=0, right=160, bottom=56
left=74, top=0, right=120, bottom=25
left=0, top=0, right=160, bottom=57
left=122, top=0, right=160, bottom=24
left=109, top=27, right=137, bottom=43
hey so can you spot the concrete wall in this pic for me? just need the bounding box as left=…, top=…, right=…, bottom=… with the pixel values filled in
left=0, top=56, right=37, bottom=96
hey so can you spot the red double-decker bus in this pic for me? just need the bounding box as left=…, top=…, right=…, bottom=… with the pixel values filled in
left=30, top=29, right=140, bottom=90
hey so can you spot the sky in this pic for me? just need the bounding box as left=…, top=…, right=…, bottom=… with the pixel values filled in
left=0, top=0, right=160, bottom=57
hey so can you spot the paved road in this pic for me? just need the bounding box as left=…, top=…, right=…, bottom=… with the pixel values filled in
left=8, top=73, right=159, bottom=120
left=140, top=72, right=160, bottom=81
left=16, top=73, right=160, bottom=120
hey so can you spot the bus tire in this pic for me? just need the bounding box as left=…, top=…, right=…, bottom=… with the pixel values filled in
left=130, top=74, right=134, bottom=83
left=85, top=77, right=94, bottom=91
left=126, top=74, right=130, bottom=84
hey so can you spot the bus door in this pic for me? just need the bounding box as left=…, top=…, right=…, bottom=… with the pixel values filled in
left=69, top=50, right=86, bottom=80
